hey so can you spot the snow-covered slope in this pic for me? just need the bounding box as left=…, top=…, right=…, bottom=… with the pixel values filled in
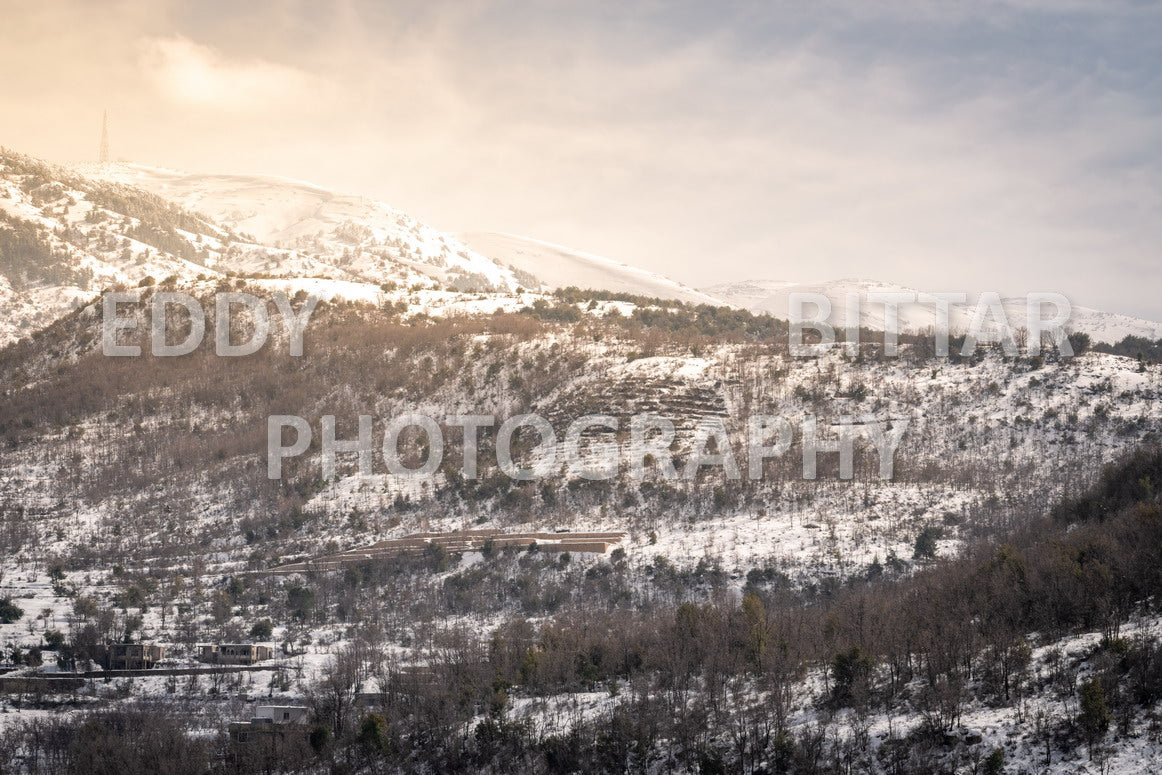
left=462, top=231, right=727, bottom=306
left=8, top=145, right=1158, bottom=350
left=0, top=150, right=543, bottom=347
left=708, top=278, right=1162, bottom=344
left=1, top=151, right=446, bottom=346
left=0, top=151, right=239, bottom=343
left=82, top=163, right=521, bottom=293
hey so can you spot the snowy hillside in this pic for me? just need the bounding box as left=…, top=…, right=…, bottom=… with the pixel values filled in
left=0, top=150, right=543, bottom=347
left=3, top=287, right=1159, bottom=586
left=4, top=153, right=1162, bottom=773
left=7, top=147, right=1157, bottom=354
left=0, top=150, right=235, bottom=343
left=461, top=231, right=728, bottom=306
left=83, top=163, right=522, bottom=293
left=2, top=297, right=1161, bottom=772
left=708, top=278, right=1162, bottom=344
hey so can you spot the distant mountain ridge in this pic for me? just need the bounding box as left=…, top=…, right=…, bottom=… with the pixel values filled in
left=705, top=278, right=1162, bottom=345
left=0, top=150, right=531, bottom=346
left=1, top=146, right=1157, bottom=348
left=80, top=162, right=522, bottom=293
left=460, top=231, right=726, bottom=307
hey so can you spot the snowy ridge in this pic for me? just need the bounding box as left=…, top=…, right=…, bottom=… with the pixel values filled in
left=707, top=278, right=1162, bottom=345
left=6, top=146, right=1155, bottom=352
left=462, top=230, right=729, bottom=306
left=81, top=163, right=522, bottom=293
left=1, top=151, right=535, bottom=347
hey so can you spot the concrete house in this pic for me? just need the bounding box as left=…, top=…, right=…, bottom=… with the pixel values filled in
left=199, top=643, right=274, bottom=665
left=105, top=643, right=165, bottom=670
left=253, top=705, right=309, bottom=724
left=229, top=705, right=309, bottom=743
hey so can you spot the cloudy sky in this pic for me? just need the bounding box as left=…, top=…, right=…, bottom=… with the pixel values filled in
left=3, top=0, right=1161, bottom=318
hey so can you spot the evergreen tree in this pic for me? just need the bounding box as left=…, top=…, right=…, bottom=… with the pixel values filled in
left=1078, top=677, right=1112, bottom=755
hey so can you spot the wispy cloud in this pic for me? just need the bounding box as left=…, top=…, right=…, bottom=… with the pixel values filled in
left=140, top=36, right=318, bottom=111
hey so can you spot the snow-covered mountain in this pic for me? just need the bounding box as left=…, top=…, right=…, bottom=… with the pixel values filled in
left=70, top=165, right=724, bottom=307
left=707, top=278, right=1162, bottom=344
left=82, top=163, right=521, bottom=293
left=5, top=147, right=1159, bottom=351
left=461, top=231, right=727, bottom=306
left=0, top=151, right=537, bottom=346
